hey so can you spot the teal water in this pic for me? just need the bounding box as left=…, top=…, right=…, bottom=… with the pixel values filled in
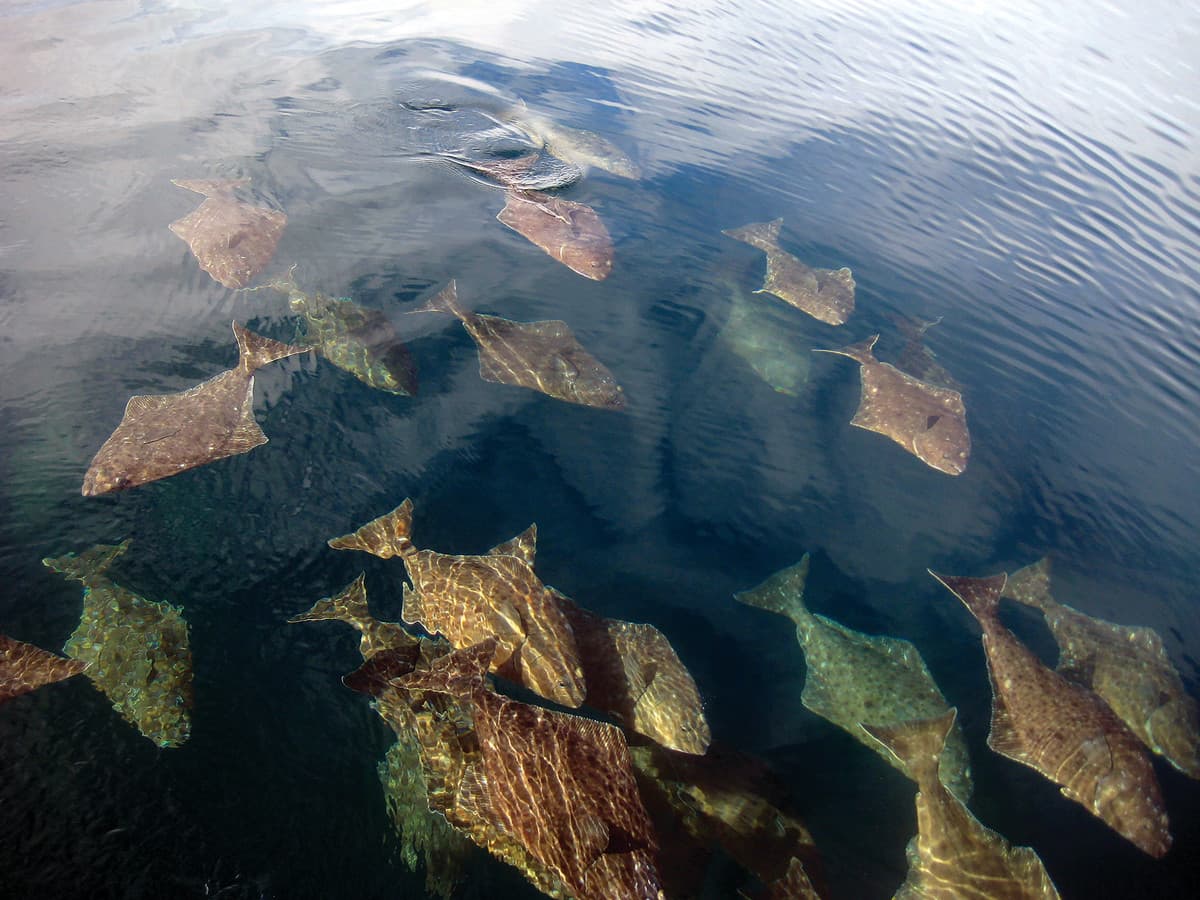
left=2, top=1, right=1198, bottom=897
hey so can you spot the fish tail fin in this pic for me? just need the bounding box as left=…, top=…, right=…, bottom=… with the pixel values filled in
left=813, top=334, right=880, bottom=366
left=721, top=218, right=783, bottom=250
left=734, top=554, right=812, bottom=624
left=242, top=262, right=300, bottom=298
left=860, top=709, right=957, bottom=785
left=929, top=570, right=1007, bottom=623
left=232, top=322, right=310, bottom=372
left=1001, top=557, right=1054, bottom=614
left=328, top=499, right=415, bottom=559
left=42, top=540, right=131, bottom=584
left=288, top=573, right=371, bottom=628
left=409, top=281, right=463, bottom=319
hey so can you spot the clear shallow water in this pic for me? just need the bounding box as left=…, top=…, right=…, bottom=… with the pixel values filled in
left=1, top=1, right=1198, bottom=897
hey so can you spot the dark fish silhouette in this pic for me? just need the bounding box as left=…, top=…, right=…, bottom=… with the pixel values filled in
left=497, top=190, right=614, bottom=280
left=885, top=313, right=962, bottom=393
left=721, top=280, right=812, bottom=395
left=43, top=541, right=193, bottom=748
left=931, top=571, right=1171, bottom=857
left=169, top=179, right=287, bottom=289
left=736, top=555, right=972, bottom=802
left=393, top=639, right=663, bottom=900
left=257, top=270, right=417, bottom=396
left=722, top=218, right=855, bottom=325
left=414, top=280, right=626, bottom=409
left=1, top=633, right=89, bottom=705
left=815, top=334, right=970, bottom=475
left=862, top=710, right=1061, bottom=899
left=82, top=322, right=310, bottom=495
left=1004, top=558, right=1200, bottom=779
left=289, top=573, right=421, bottom=662
left=328, top=498, right=586, bottom=707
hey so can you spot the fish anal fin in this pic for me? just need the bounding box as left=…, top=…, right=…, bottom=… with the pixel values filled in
left=985, top=684, right=1026, bottom=758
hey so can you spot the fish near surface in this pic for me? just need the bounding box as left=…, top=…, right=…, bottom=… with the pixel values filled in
left=862, top=709, right=1061, bottom=900
left=497, top=189, right=614, bottom=280
left=257, top=271, right=417, bottom=396
left=413, top=280, right=626, bottom=409
left=1004, top=558, right=1200, bottom=779
left=288, top=573, right=421, bottom=662
left=503, top=104, right=641, bottom=179
left=438, top=149, right=583, bottom=192
left=169, top=179, right=287, bottom=289
left=722, top=218, right=855, bottom=325
left=931, top=571, right=1171, bottom=857
left=885, top=313, right=962, bottom=393
left=1, top=633, right=89, bottom=704
left=736, top=555, right=973, bottom=802
left=816, top=334, right=970, bottom=475
left=82, top=323, right=310, bottom=495
left=328, top=498, right=586, bottom=707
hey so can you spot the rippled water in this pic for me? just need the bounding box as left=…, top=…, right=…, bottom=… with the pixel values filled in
left=2, top=1, right=1198, bottom=897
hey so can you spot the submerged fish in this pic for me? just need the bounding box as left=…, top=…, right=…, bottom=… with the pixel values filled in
left=43, top=541, right=193, bottom=748
left=82, top=322, right=310, bottom=495
left=1, top=632, right=89, bottom=705
left=257, top=271, right=417, bottom=396
left=722, top=218, right=855, bottom=325
left=497, top=190, right=614, bottom=280
left=736, top=555, right=973, bottom=802
left=328, top=498, right=586, bottom=708
left=169, top=179, right=287, bottom=289
left=503, top=103, right=641, bottom=179
left=815, top=334, right=970, bottom=476
left=720, top=280, right=812, bottom=395
left=437, top=150, right=583, bottom=192
left=414, top=280, right=626, bottom=409
left=931, top=571, right=1171, bottom=857
left=862, top=710, right=1061, bottom=900
left=885, top=313, right=962, bottom=393
left=288, top=573, right=421, bottom=662
left=1004, top=558, right=1200, bottom=779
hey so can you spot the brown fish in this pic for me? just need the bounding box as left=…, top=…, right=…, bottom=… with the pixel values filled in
left=862, top=709, right=1061, bottom=900
left=328, top=498, right=586, bottom=708
left=82, top=322, right=310, bottom=495
left=1, top=633, right=89, bottom=705
left=394, top=639, right=663, bottom=900
left=288, top=573, right=421, bottom=661
left=816, top=335, right=970, bottom=475
left=439, top=150, right=583, bottom=191
left=1004, top=558, right=1200, bottom=779
left=497, top=189, right=614, bottom=280
left=169, top=179, right=287, bottom=289
left=931, top=571, right=1171, bottom=857
left=722, top=218, right=855, bottom=325
left=414, top=280, right=626, bottom=409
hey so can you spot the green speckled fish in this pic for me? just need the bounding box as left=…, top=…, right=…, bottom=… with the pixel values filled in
left=735, top=555, right=972, bottom=803
left=43, top=541, right=193, bottom=748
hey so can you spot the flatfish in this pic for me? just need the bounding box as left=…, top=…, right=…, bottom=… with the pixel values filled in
left=862, top=710, right=1061, bottom=899
left=497, top=190, right=614, bottom=280
left=736, top=555, right=973, bottom=802
left=815, top=334, right=970, bottom=475
left=82, top=322, right=310, bottom=495
left=720, top=280, right=812, bottom=395
left=1004, top=558, right=1200, bottom=779
left=169, top=179, right=286, bottom=289
left=1, top=633, right=88, bottom=704
left=289, top=573, right=421, bottom=662
left=930, top=571, right=1171, bottom=857
left=722, top=218, right=855, bottom=325
left=414, top=280, right=626, bottom=409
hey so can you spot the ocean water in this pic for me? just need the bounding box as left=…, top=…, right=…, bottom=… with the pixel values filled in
left=1, top=1, right=1198, bottom=897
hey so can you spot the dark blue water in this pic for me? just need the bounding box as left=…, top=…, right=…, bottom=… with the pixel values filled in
left=2, top=1, right=1198, bottom=897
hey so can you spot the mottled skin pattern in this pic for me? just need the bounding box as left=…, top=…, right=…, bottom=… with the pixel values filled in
left=168, top=179, right=286, bottom=289
left=44, top=542, right=193, bottom=748
left=722, top=218, right=855, bottom=325
left=81, top=322, right=310, bottom=495
left=497, top=190, right=614, bottom=280
left=288, top=573, right=420, bottom=660
left=736, top=555, right=973, bottom=802
left=1004, top=558, right=1200, bottom=779
left=415, top=281, right=626, bottom=409
left=863, top=711, right=1061, bottom=900
left=932, top=572, right=1171, bottom=857
left=327, top=498, right=586, bottom=708
left=395, top=640, right=663, bottom=900
left=0, top=633, right=89, bottom=704
left=816, top=335, right=970, bottom=475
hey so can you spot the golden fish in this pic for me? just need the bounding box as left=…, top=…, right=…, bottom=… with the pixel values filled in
left=169, top=179, right=286, bottom=289
left=497, top=190, right=614, bottom=280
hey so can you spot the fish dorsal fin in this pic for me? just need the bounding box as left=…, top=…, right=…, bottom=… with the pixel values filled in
left=328, top=498, right=415, bottom=559
left=409, top=280, right=464, bottom=319
left=125, top=394, right=173, bottom=415
left=813, top=334, right=880, bottom=366
left=488, top=524, right=538, bottom=567
left=734, top=554, right=811, bottom=625
left=860, top=710, right=957, bottom=786
left=42, top=540, right=131, bottom=584
left=289, top=573, right=370, bottom=627
left=231, top=322, right=310, bottom=373
left=984, top=668, right=1026, bottom=757
left=223, top=376, right=269, bottom=454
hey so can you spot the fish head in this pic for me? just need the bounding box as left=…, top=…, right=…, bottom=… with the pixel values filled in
left=561, top=242, right=613, bottom=281
left=81, top=464, right=136, bottom=496
left=912, top=412, right=969, bottom=475
left=1147, top=699, right=1200, bottom=778
left=570, top=365, right=627, bottom=410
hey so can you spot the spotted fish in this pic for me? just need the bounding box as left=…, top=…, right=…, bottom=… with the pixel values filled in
left=169, top=179, right=286, bottom=289
left=931, top=571, right=1171, bottom=857
left=497, top=190, right=614, bottom=280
